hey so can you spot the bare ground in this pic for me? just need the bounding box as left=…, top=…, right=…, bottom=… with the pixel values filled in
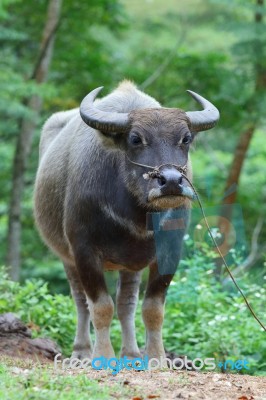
left=61, top=368, right=266, bottom=400
left=1, top=355, right=266, bottom=400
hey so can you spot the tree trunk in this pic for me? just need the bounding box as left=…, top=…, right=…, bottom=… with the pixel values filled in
left=221, top=125, right=255, bottom=206
left=221, top=0, right=264, bottom=210
left=6, top=0, right=62, bottom=280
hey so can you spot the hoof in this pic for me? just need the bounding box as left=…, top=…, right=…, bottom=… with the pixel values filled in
left=71, top=345, right=92, bottom=360
left=92, top=343, right=115, bottom=360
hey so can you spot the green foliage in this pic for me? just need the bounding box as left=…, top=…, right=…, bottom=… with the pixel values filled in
left=161, top=240, right=266, bottom=375
left=190, top=128, right=266, bottom=250
left=0, top=266, right=76, bottom=356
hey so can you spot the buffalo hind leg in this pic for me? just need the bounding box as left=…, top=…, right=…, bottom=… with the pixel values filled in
left=142, top=262, right=173, bottom=360
left=64, top=263, right=92, bottom=359
left=116, top=270, right=141, bottom=358
left=73, top=249, right=115, bottom=359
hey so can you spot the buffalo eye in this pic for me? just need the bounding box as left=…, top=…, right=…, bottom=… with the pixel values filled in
left=182, top=135, right=192, bottom=145
left=129, top=133, right=143, bottom=146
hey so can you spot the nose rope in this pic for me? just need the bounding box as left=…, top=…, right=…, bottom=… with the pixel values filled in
left=126, top=154, right=266, bottom=332
left=126, top=155, right=187, bottom=180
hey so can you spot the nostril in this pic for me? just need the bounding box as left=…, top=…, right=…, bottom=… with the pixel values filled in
left=158, top=175, right=167, bottom=187
left=156, top=170, right=183, bottom=189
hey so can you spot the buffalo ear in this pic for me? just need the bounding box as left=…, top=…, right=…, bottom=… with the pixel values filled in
left=96, top=129, right=128, bottom=151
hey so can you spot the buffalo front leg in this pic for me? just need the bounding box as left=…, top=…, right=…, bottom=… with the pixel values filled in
left=142, top=262, right=173, bottom=360
left=116, top=270, right=141, bottom=358
left=64, top=263, right=92, bottom=359
left=73, top=249, right=115, bottom=359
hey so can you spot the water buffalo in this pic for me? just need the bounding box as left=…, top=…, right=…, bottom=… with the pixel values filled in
left=34, top=81, right=219, bottom=361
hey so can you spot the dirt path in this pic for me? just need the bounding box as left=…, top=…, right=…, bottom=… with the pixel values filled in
left=72, top=368, right=265, bottom=400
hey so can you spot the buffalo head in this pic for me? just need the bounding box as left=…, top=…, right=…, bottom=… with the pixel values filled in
left=79, top=87, right=219, bottom=210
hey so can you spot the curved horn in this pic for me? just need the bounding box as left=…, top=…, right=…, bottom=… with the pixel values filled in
left=186, top=90, right=220, bottom=133
left=80, top=87, right=130, bottom=135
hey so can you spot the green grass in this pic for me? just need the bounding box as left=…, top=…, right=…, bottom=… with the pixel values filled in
left=0, top=358, right=130, bottom=400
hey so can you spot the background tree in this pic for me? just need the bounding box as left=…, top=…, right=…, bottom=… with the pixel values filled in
left=6, top=0, right=62, bottom=281
left=209, top=0, right=266, bottom=273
